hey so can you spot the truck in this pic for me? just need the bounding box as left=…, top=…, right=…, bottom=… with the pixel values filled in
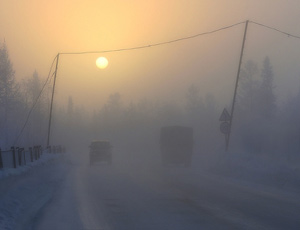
left=159, top=126, right=193, bottom=167
left=89, top=140, right=112, bottom=165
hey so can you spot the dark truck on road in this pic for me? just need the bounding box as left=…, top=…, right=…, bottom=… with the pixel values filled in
left=160, top=126, right=193, bottom=167
left=89, top=140, right=112, bottom=165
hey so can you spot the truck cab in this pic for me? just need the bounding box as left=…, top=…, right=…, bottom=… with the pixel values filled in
left=89, top=140, right=112, bottom=165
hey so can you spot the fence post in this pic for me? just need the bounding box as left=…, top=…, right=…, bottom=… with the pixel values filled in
left=29, top=147, right=33, bottom=162
left=37, top=146, right=40, bottom=159
left=0, top=148, right=3, bottom=169
left=33, top=146, right=35, bottom=160
left=22, top=148, right=26, bottom=165
left=11, top=147, right=17, bottom=168
left=36, top=146, right=39, bottom=159
left=36, top=146, right=38, bottom=159
left=16, top=147, right=20, bottom=166
left=39, top=145, right=43, bottom=155
left=34, top=146, right=37, bottom=160
left=17, top=147, right=22, bottom=166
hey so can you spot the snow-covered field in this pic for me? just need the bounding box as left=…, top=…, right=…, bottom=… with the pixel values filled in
left=1, top=150, right=300, bottom=230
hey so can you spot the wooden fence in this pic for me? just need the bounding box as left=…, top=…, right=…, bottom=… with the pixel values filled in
left=0, top=145, right=65, bottom=169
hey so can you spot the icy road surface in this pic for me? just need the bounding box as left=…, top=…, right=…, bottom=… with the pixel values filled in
left=1, top=152, right=300, bottom=230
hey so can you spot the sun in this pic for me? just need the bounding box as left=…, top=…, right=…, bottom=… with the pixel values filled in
left=96, top=57, right=108, bottom=69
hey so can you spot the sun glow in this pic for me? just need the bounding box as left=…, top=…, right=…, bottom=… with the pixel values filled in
left=96, top=57, right=108, bottom=69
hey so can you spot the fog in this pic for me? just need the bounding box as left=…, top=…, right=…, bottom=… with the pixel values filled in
left=0, top=1, right=299, bottom=163
left=2, top=2, right=300, bottom=229
left=49, top=22, right=300, bottom=169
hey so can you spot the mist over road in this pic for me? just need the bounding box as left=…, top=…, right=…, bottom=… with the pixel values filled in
left=34, top=153, right=300, bottom=230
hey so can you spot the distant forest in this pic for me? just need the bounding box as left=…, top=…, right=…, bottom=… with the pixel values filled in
left=1, top=42, right=300, bottom=160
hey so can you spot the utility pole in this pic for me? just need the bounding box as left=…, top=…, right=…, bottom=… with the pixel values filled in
left=47, top=53, right=60, bottom=147
left=226, top=20, right=249, bottom=151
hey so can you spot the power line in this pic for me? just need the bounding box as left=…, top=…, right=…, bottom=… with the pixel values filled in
left=57, top=21, right=300, bottom=56
left=250, top=20, right=300, bottom=40
left=59, top=21, right=246, bottom=55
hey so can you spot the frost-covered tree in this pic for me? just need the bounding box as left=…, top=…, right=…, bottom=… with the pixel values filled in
left=0, top=43, right=15, bottom=103
left=23, top=71, right=41, bottom=104
left=279, top=84, right=300, bottom=155
left=97, top=93, right=124, bottom=138
left=185, top=84, right=204, bottom=127
left=20, top=71, right=49, bottom=146
left=235, top=58, right=277, bottom=153
left=237, top=60, right=259, bottom=116
left=185, top=84, right=203, bottom=115
left=204, top=93, right=217, bottom=116
left=257, top=57, right=276, bottom=119
left=0, top=42, right=18, bottom=147
left=101, top=92, right=123, bottom=122
left=67, top=96, right=74, bottom=121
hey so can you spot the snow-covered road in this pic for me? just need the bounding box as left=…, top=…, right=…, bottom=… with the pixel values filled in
left=1, top=152, right=300, bottom=230
left=72, top=166, right=300, bottom=230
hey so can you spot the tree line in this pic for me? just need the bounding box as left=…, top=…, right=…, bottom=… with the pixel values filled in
left=1, top=41, right=299, bottom=157
left=235, top=57, right=300, bottom=156
left=54, top=56, right=300, bottom=157
left=0, top=42, right=49, bottom=149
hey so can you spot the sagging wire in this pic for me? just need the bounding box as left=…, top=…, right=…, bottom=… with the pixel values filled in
left=250, top=20, right=300, bottom=40
left=59, top=21, right=247, bottom=55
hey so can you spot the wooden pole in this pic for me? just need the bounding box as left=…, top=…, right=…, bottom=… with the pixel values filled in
left=0, top=148, right=3, bottom=169
left=47, top=54, right=60, bottom=147
left=11, top=147, right=16, bottom=168
left=29, top=147, right=33, bottom=162
left=226, top=20, right=249, bottom=151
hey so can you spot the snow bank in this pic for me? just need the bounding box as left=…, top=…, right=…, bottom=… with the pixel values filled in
left=0, top=153, right=60, bottom=180
left=0, top=153, right=65, bottom=230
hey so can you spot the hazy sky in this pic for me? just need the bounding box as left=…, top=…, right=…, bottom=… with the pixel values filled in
left=1, top=0, right=300, bottom=109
